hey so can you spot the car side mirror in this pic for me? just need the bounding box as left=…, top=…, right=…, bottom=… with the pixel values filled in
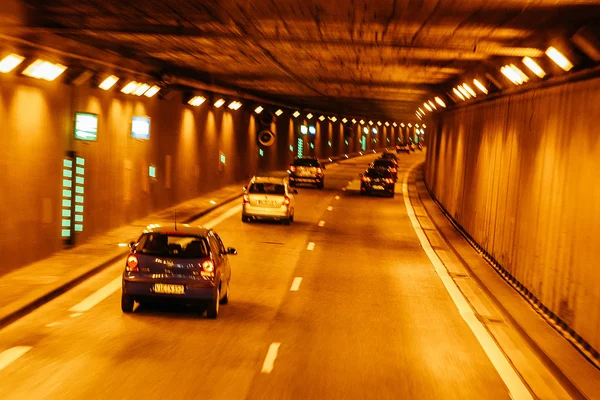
left=292, top=189, right=299, bottom=195
left=226, top=247, right=237, bottom=255
left=128, top=241, right=136, bottom=249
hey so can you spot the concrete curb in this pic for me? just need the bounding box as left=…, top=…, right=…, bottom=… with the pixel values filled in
left=0, top=192, right=244, bottom=330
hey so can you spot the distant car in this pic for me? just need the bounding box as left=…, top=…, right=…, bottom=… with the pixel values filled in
left=396, top=144, right=410, bottom=154
left=288, top=157, right=326, bottom=189
left=380, top=152, right=398, bottom=165
left=360, top=168, right=395, bottom=197
left=122, top=226, right=236, bottom=319
left=409, top=142, right=416, bottom=151
left=370, top=159, right=398, bottom=181
left=242, top=176, right=298, bottom=225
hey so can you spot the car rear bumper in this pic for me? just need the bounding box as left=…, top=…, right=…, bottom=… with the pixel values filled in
left=361, top=184, right=395, bottom=193
left=243, top=204, right=290, bottom=218
left=289, top=175, right=323, bottom=184
left=123, top=278, right=217, bottom=301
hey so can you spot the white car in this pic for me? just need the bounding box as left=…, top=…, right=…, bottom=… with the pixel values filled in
left=242, top=177, right=297, bottom=225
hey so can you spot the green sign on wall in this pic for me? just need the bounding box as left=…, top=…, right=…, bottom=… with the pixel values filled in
left=74, top=113, right=98, bottom=141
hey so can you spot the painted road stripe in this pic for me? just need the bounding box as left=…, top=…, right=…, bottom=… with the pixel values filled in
left=307, top=242, right=315, bottom=251
left=68, top=204, right=243, bottom=314
left=318, top=220, right=325, bottom=227
left=45, top=322, right=61, bottom=328
left=69, top=277, right=122, bottom=313
left=402, top=163, right=533, bottom=400
left=69, top=313, right=83, bottom=318
left=335, top=195, right=340, bottom=200
left=290, top=277, right=302, bottom=291
left=0, top=346, right=32, bottom=373
left=327, top=206, right=333, bottom=211
left=261, top=342, right=281, bottom=374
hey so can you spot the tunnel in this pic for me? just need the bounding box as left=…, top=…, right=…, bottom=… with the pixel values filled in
left=1, top=1, right=600, bottom=398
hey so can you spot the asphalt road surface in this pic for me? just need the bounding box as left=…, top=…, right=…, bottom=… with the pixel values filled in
left=0, top=152, right=521, bottom=399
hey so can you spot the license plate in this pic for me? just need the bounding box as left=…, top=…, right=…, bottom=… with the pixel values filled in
left=372, top=185, right=384, bottom=190
left=154, top=284, right=185, bottom=295
left=257, top=200, right=276, bottom=206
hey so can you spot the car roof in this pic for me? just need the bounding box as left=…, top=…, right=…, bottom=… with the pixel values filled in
left=252, top=176, right=286, bottom=184
left=373, top=159, right=394, bottom=164
left=143, top=225, right=212, bottom=236
left=366, top=167, right=392, bottom=175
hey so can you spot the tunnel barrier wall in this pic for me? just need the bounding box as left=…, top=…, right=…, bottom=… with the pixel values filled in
left=0, top=74, right=396, bottom=276
left=425, top=75, right=600, bottom=359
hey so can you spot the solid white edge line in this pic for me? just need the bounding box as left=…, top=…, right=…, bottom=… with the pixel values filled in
left=306, top=242, right=315, bottom=251
left=402, top=163, right=533, bottom=400
left=290, top=277, right=302, bottom=291
left=0, top=346, right=32, bottom=372
left=204, top=204, right=243, bottom=229
left=69, top=276, right=122, bottom=313
left=318, top=220, right=326, bottom=227
left=261, top=342, right=281, bottom=373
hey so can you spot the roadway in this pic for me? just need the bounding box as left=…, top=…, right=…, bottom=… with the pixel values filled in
left=0, top=152, right=516, bottom=399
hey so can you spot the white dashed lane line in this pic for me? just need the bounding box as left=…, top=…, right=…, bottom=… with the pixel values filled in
left=318, top=220, right=325, bottom=227
left=327, top=206, right=333, bottom=211
left=45, top=322, right=61, bottom=328
left=290, top=277, right=302, bottom=291
left=261, top=342, right=281, bottom=374
left=0, top=346, right=32, bottom=373
left=69, top=313, right=83, bottom=318
left=307, top=242, right=315, bottom=251
left=335, top=195, right=340, bottom=200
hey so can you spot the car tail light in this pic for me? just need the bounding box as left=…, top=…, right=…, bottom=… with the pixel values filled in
left=202, top=260, right=214, bottom=272
left=283, top=196, right=291, bottom=206
left=243, top=194, right=250, bottom=203
left=290, top=165, right=296, bottom=172
left=126, top=255, right=139, bottom=272
left=384, top=178, right=394, bottom=184
left=362, top=177, right=371, bottom=182
left=390, top=168, right=397, bottom=173
left=316, top=167, right=322, bottom=174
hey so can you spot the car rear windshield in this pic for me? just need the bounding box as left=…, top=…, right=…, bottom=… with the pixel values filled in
left=136, top=233, right=210, bottom=258
left=249, top=182, right=286, bottom=195
left=366, top=169, right=392, bottom=178
left=382, top=153, right=396, bottom=159
left=293, top=159, right=320, bottom=167
left=373, top=160, right=394, bottom=167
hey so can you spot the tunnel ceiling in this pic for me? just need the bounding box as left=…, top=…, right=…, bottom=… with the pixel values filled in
left=13, top=0, right=600, bottom=121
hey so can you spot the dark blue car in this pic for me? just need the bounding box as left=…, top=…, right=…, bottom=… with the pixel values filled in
left=121, top=226, right=236, bottom=319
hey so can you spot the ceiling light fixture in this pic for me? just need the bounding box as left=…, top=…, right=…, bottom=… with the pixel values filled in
left=359, top=119, right=365, bottom=124
left=0, top=53, right=24, bottom=73
left=457, top=85, right=471, bottom=99
left=121, top=81, right=140, bottom=94
left=522, top=57, right=546, bottom=78
left=462, top=84, right=476, bottom=98
left=453, top=87, right=465, bottom=100
left=352, top=119, right=357, bottom=124
left=22, top=59, right=67, bottom=81
left=428, top=100, right=437, bottom=110
left=133, top=83, right=150, bottom=96
left=144, top=85, right=160, bottom=98
left=293, top=111, right=300, bottom=118
left=418, top=107, right=426, bottom=115
left=368, top=120, right=374, bottom=125
left=331, top=116, right=337, bottom=122
left=393, top=122, right=397, bottom=127
left=254, top=106, right=264, bottom=114
left=473, top=79, right=488, bottom=94
left=385, top=122, right=390, bottom=126
left=228, top=101, right=242, bottom=110
left=510, top=64, right=529, bottom=83
left=188, top=96, right=206, bottom=106
left=400, top=123, right=405, bottom=127
left=545, top=46, right=573, bottom=71
left=318, top=115, right=325, bottom=121
left=342, top=118, right=348, bottom=123
left=307, top=113, right=314, bottom=120
left=214, top=98, right=226, bottom=108
left=435, top=96, right=447, bottom=107
left=275, top=109, right=283, bottom=116
left=98, top=75, right=119, bottom=90
left=408, top=123, right=413, bottom=128
left=377, top=121, right=382, bottom=126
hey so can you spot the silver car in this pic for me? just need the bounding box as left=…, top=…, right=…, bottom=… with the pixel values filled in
left=242, top=177, right=298, bottom=225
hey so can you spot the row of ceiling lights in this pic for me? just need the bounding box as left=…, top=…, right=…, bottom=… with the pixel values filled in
left=416, top=46, right=576, bottom=120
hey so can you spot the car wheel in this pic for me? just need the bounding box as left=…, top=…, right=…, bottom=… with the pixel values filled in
left=283, top=218, right=291, bottom=226
left=318, top=182, right=325, bottom=189
left=220, top=282, right=229, bottom=305
left=242, top=215, right=250, bottom=223
left=290, top=212, right=295, bottom=222
left=121, top=294, right=134, bottom=313
left=207, top=286, right=220, bottom=319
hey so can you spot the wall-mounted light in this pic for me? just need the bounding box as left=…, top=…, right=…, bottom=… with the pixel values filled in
left=188, top=95, right=206, bottom=106
left=501, top=64, right=529, bottom=85
left=422, top=124, right=427, bottom=128
left=352, top=119, right=357, bottom=124
left=416, top=112, right=422, bottom=120
left=418, top=107, right=426, bottom=115
left=254, top=106, right=264, bottom=114
left=457, top=85, right=471, bottom=99
left=134, top=83, right=150, bottom=96
left=462, top=84, right=476, bottom=98
left=408, top=123, right=412, bottom=128
left=453, top=87, right=465, bottom=100
left=522, top=57, right=546, bottom=78
left=318, top=115, right=325, bottom=121
left=472, top=79, right=488, bottom=94
left=121, top=81, right=140, bottom=94
left=293, top=111, right=300, bottom=118
left=385, top=122, right=390, bottom=127
left=400, top=123, right=405, bottom=127
left=307, top=113, right=314, bottom=120
left=275, top=109, right=283, bottom=116
left=331, top=116, right=337, bottom=122
left=214, top=98, right=226, bottom=108
left=423, top=103, right=432, bottom=112
left=363, top=127, right=368, bottom=134
left=22, top=59, right=67, bottom=81
left=393, top=122, right=397, bottom=127
left=368, top=120, right=374, bottom=125
left=377, top=121, right=382, bottom=126
left=0, top=54, right=25, bottom=73
left=545, top=46, right=573, bottom=71
left=98, top=75, right=119, bottom=90
left=428, top=100, right=437, bottom=110
left=415, top=124, right=420, bottom=128
left=342, top=118, right=348, bottom=123
left=359, top=119, right=365, bottom=124
left=228, top=101, right=242, bottom=110
left=435, top=96, right=447, bottom=107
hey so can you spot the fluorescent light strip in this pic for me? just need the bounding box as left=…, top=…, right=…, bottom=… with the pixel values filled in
left=214, top=98, right=225, bottom=108
left=473, top=79, right=488, bottom=94
left=522, top=57, right=546, bottom=78
left=453, top=87, right=465, bottom=100
left=99, top=75, right=119, bottom=90
left=188, top=96, right=206, bottom=106
left=275, top=109, right=283, bottom=116
left=463, top=84, right=476, bottom=97
left=254, top=106, right=264, bottom=114
left=144, top=85, right=160, bottom=98
left=0, top=54, right=25, bottom=73
left=545, top=47, right=573, bottom=71
left=22, top=59, right=67, bottom=81
left=134, top=83, right=150, bottom=96
left=435, top=96, right=446, bottom=107
left=121, top=81, right=140, bottom=94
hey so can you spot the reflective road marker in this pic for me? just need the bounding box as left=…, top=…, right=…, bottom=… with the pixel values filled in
left=307, top=242, right=315, bottom=251
left=261, top=343, right=281, bottom=374
left=318, top=220, right=325, bottom=227
left=290, top=277, right=302, bottom=291
left=335, top=196, right=340, bottom=200
left=0, top=346, right=32, bottom=373
left=327, top=206, right=333, bottom=211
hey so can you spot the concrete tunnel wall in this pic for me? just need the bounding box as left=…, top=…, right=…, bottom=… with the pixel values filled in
left=0, top=73, right=399, bottom=276
left=425, top=75, right=600, bottom=353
